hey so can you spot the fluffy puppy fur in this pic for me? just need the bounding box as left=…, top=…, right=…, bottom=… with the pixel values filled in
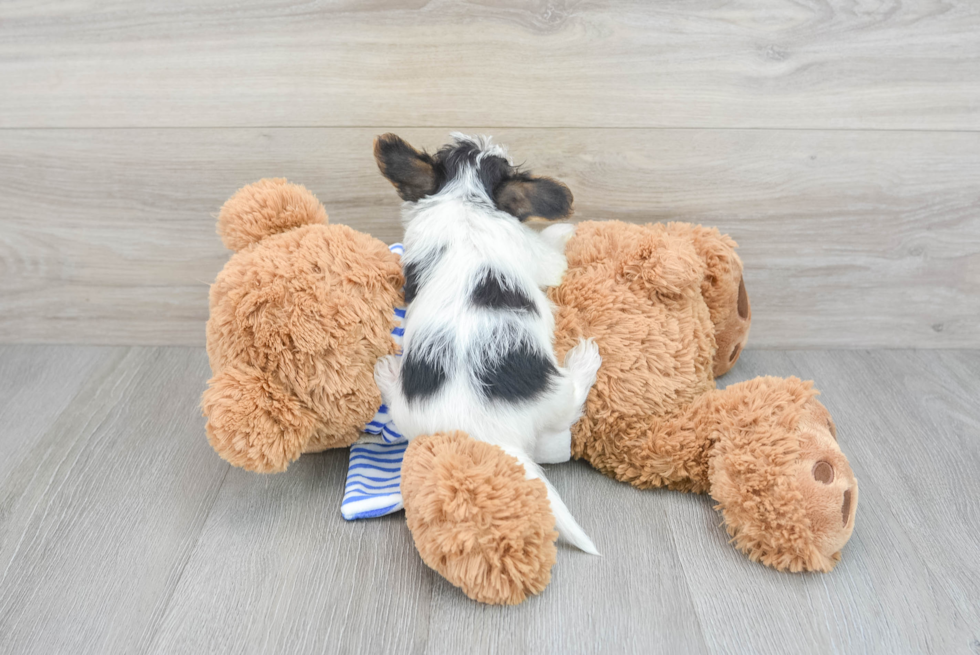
left=373, top=133, right=602, bottom=554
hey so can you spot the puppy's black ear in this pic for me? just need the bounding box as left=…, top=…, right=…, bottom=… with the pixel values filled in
left=493, top=175, right=573, bottom=221
left=374, top=134, right=442, bottom=202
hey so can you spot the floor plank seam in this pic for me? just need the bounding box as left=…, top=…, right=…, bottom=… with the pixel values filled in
left=141, top=463, right=231, bottom=655
left=659, top=504, right=713, bottom=655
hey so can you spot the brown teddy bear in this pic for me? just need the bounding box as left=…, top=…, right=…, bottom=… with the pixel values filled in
left=202, top=178, right=858, bottom=605
left=202, top=178, right=403, bottom=471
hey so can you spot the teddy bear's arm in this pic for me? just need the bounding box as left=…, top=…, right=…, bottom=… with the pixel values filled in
left=203, top=363, right=318, bottom=473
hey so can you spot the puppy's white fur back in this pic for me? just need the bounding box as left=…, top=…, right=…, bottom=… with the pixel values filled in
left=375, top=134, right=600, bottom=553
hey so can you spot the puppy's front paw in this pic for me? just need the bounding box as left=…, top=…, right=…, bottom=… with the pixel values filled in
left=373, top=355, right=400, bottom=404
left=541, top=223, right=576, bottom=252
left=564, top=338, right=601, bottom=407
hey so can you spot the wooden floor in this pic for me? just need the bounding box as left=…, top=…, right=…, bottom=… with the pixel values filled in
left=2, top=2, right=979, bottom=653
left=0, top=346, right=977, bottom=654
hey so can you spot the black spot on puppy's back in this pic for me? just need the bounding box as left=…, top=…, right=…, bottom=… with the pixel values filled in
left=471, top=270, right=537, bottom=314
left=402, top=352, right=449, bottom=403
left=401, top=330, right=454, bottom=403
left=477, top=343, right=557, bottom=403
left=402, top=247, right=444, bottom=304
left=403, top=261, right=422, bottom=304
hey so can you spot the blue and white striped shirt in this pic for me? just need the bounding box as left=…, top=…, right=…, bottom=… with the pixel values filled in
left=341, top=243, right=408, bottom=520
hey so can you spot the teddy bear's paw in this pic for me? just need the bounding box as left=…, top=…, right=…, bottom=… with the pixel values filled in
left=711, top=386, right=858, bottom=573
left=202, top=365, right=317, bottom=473
left=401, top=432, right=558, bottom=605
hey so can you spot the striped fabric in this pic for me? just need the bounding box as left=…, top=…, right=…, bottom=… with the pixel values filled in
left=341, top=243, right=410, bottom=521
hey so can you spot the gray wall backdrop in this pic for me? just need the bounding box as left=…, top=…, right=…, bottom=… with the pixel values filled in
left=1, top=1, right=978, bottom=348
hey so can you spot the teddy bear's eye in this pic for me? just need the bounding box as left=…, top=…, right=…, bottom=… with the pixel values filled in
left=812, top=461, right=835, bottom=484
left=312, top=264, right=322, bottom=274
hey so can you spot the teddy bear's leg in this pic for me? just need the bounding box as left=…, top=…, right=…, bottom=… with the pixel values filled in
left=400, top=431, right=559, bottom=605
left=665, top=223, right=751, bottom=377
left=574, top=376, right=857, bottom=572
left=705, top=376, right=858, bottom=572
left=202, top=363, right=317, bottom=473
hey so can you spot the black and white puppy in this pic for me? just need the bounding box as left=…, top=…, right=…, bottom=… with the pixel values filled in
left=373, top=133, right=601, bottom=554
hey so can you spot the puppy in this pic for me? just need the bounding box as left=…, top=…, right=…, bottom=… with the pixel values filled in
left=373, top=133, right=601, bottom=554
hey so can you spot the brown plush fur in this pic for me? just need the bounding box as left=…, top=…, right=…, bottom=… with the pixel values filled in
left=553, top=220, right=857, bottom=573
left=217, top=177, right=329, bottom=251
left=401, top=432, right=558, bottom=605
left=203, top=181, right=404, bottom=472
left=202, top=180, right=858, bottom=606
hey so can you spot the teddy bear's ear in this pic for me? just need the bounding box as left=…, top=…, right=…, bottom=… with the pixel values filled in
left=218, top=178, right=328, bottom=251
left=617, top=233, right=703, bottom=296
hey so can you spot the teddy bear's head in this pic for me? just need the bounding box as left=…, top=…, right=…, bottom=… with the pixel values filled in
left=553, top=220, right=751, bottom=427
left=203, top=179, right=403, bottom=472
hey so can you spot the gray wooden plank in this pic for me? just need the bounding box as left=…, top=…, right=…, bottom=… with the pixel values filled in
left=665, top=350, right=978, bottom=655
left=422, top=459, right=709, bottom=655
left=0, top=346, right=108, bottom=485
left=0, top=347, right=228, bottom=655
left=796, top=350, right=980, bottom=636
left=1, top=346, right=977, bottom=653
left=147, top=450, right=434, bottom=655
left=148, top=427, right=707, bottom=655
left=1, top=1, right=978, bottom=129
left=2, top=128, right=977, bottom=348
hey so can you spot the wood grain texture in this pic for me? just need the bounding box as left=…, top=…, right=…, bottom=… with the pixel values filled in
left=1, top=1, right=978, bottom=129
left=147, top=454, right=436, bottom=655
left=1, top=127, right=977, bottom=348
left=0, top=347, right=228, bottom=655
left=2, top=346, right=979, bottom=654
left=0, top=346, right=107, bottom=485
left=683, top=350, right=980, bottom=654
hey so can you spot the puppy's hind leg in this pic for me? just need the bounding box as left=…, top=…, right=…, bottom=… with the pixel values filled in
left=534, top=338, right=601, bottom=464
left=534, top=428, right=572, bottom=464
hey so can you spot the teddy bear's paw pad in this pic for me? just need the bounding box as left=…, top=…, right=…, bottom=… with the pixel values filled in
left=202, top=366, right=317, bottom=473
left=795, top=398, right=858, bottom=558
left=401, top=431, right=558, bottom=605
left=712, top=274, right=751, bottom=378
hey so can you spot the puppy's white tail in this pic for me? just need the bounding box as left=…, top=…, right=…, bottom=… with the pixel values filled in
left=502, top=446, right=600, bottom=556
